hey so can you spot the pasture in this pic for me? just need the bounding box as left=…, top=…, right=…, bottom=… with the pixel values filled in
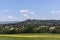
left=0, top=33, right=60, bottom=40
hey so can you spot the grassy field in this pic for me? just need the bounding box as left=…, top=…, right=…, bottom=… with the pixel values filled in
left=0, top=33, right=60, bottom=40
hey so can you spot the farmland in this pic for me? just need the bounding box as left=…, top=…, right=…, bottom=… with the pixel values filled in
left=0, top=33, right=60, bottom=40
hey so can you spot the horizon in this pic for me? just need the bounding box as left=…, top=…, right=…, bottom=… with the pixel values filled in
left=0, top=0, right=60, bottom=21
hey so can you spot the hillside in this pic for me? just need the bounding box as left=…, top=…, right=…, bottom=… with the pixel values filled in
left=0, top=19, right=60, bottom=33
left=16, top=19, right=60, bottom=26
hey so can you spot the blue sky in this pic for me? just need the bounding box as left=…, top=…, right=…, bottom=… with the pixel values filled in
left=0, top=0, right=60, bottom=21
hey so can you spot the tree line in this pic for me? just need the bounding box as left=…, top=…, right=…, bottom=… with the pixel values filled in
left=0, top=19, right=60, bottom=34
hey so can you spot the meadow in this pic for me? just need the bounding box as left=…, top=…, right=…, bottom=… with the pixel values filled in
left=0, top=33, right=60, bottom=40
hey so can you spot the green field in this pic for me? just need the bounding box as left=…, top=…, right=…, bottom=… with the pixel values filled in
left=0, top=33, right=60, bottom=40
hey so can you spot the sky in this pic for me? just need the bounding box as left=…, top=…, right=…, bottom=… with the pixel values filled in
left=0, top=0, right=60, bottom=21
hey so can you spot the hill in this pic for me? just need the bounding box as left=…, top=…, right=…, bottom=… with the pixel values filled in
left=16, top=19, right=60, bottom=26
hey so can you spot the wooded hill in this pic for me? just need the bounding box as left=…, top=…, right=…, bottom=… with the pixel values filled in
left=0, top=19, right=60, bottom=34
left=16, top=19, right=60, bottom=26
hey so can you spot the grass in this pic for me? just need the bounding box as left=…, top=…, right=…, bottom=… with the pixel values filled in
left=0, top=33, right=60, bottom=40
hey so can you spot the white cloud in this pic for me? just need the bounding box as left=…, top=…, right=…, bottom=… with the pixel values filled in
left=19, top=9, right=36, bottom=19
left=1, top=16, right=14, bottom=21
left=51, top=11, right=54, bottom=14
left=56, top=11, right=60, bottom=13
left=6, top=16, right=13, bottom=20
left=23, top=14, right=28, bottom=17
left=2, top=10, right=10, bottom=13
left=23, top=14, right=31, bottom=19
left=0, top=16, right=20, bottom=21
left=51, top=10, right=60, bottom=14
left=19, top=9, right=30, bottom=13
left=19, top=9, right=35, bottom=14
left=30, top=11, right=35, bottom=14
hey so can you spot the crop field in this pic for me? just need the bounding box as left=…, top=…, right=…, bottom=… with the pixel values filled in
left=0, top=33, right=60, bottom=40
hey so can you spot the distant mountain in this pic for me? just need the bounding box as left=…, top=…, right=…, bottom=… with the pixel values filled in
left=0, top=21, right=20, bottom=24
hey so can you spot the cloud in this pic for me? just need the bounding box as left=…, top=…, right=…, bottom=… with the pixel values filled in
left=23, top=14, right=28, bottom=17
left=0, top=16, right=20, bottom=21
left=51, top=10, right=60, bottom=14
left=6, top=16, right=13, bottom=20
left=56, top=11, right=60, bottom=13
left=2, top=16, right=15, bottom=21
left=30, top=11, right=35, bottom=14
left=2, top=10, right=10, bottom=13
left=23, top=14, right=31, bottom=19
left=51, top=11, right=54, bottom=14
left=19, top=9, right=35, bottom=14
left=19, top=9, right=36, bottom=19
left=19, top=9, right=45, bottom=20
left=19, top=9, right=30, bottom=13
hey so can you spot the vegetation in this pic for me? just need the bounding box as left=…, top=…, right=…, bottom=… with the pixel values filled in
left=0, top=33, right=60, bottom=40
left=0, top=19, right=60, bottom=34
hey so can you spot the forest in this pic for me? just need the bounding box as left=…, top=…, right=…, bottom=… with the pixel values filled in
left=0, top=19, right=60, bottom=34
